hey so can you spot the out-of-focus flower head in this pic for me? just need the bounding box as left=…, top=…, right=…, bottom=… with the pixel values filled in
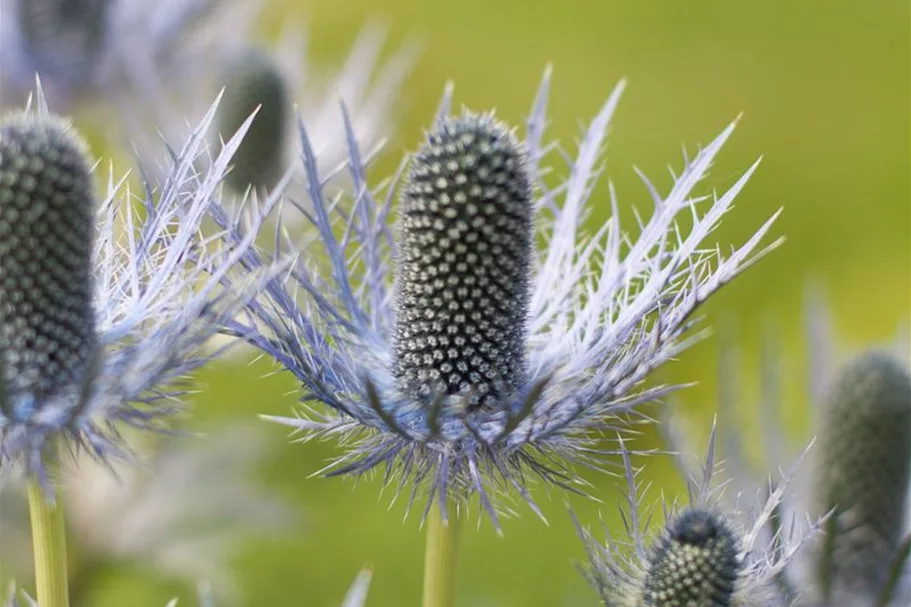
left=666, top=287, right=911, bottom=606
left=0, top=83, right=286, bottom=484
left=0, top=425, right=292, bottom=600
left=206, top=67, right=783, bottom=528
left=0, top=0, right=259, bottom=111
left=575, top=429, right=823, bottom=606
left=208, top=21, right=417, bottom=200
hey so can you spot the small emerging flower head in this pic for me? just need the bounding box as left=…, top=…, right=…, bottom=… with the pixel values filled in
left=215, top=68, right=782, bottom=526
left=394, top=112, right=532, bottom=408
left=0, top=112, right=96, bottom=403
left=217, top=49, right=290, bottom=194
left=813, top=351, right=911, bottom=598
left=0, top=85, right=281, bottom=483
left=576, top=432, right=822, bottom=607
left=642, top=509, right=740, bottom=606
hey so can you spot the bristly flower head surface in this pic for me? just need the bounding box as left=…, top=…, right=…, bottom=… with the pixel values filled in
left=0, top=84, right=283, bottom=485
left=393, top=112, right=533, bottom=409
left=575, top=432, right=823, bottom=606
left=211, top=68, right=783, bottom=526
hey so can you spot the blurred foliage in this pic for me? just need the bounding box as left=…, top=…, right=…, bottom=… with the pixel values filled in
left=3, top=0, right=908, bottom=605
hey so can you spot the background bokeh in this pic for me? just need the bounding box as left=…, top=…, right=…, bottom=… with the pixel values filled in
left=2, top=0, right=909, bottom=605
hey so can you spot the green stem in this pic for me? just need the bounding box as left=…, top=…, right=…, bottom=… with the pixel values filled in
left=27, top=479, right=70, bottom=607
left=422, top=503, right=462, bottom=607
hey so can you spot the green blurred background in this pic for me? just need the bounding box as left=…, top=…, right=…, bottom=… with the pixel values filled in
left=4, top=0, right=910, bottom=605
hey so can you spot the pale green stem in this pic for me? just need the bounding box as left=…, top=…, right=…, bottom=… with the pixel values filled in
left=422, top=503, right=462, bottom=607
left=27, top=478, right=70, bottom=607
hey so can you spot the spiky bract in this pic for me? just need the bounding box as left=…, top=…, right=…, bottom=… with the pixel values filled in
left=0, top=114, right=96, bottom=402
left=218, top=49, right=289, bottom=194
left=814, top=351, right=911, bottom=596
left=210, top=69, right=781, bottom=525
left=0, top=87, right=285, bottom=480
left=642, top=509, right=740, bottom=606
left=394, top=112, right=532, bottom=408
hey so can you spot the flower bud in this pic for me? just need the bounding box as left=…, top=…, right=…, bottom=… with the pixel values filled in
left=642, top=509, right=741, bottom=606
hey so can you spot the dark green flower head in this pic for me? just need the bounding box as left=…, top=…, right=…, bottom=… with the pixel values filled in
left=642, top=509, right=741, bottom=606
left=0, top=112, right=96, bottom=403
left=217, top=49, right=289, bottom=194
left=815, top=350, right=911, bottom=594
left=394, top=111, right=533, bottom=410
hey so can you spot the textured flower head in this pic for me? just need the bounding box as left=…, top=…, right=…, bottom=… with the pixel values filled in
left=575, top=431, right=823, bottom=606
left=0, top=85, right=285, bottom=483
left=666, top=288, right=911, bottom=606
left=209, top=68, right=782, bottom=526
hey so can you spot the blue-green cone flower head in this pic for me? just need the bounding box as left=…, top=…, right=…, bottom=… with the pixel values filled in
left=0, top=112, right=96, bottom=404
left=217, top=49, right=290, bottom=194
left=394, top=111, right=532, bottom=409
left=814, top=351, right=911, bottom=597
left=642, top=509, right=741, bottom=606
left=211, top=69, right=783, bottom=525
left=0, top=87, right=288, bottom=481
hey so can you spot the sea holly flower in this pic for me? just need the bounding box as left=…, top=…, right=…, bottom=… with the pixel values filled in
left=208, top=68, right=782, bottom=526
left=666, top=289, right=911, bottom=606
left=575, top=430, right=823, bottom=606
left=0, top=84, right=284, bottom=482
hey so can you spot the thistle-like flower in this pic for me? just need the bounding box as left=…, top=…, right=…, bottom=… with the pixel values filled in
left=0, top=85, right=282, bottom=481
left=575, top=433, right=821, bottom=606
left=666, top=289, right=911, bottom=606
left=209, top=68, right=782, bottom=525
